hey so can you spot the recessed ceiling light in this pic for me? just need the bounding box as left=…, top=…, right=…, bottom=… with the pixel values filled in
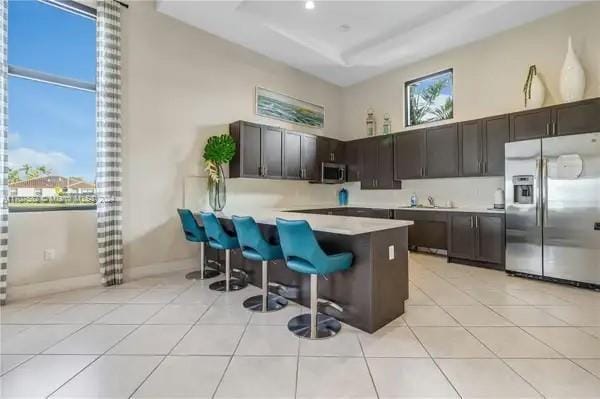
left=338, top=24, right=351, bottom=32
left=305, top=1, right=315, bottom=10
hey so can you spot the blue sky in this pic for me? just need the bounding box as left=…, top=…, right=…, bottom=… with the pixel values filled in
left=8, top=0, right=96, bottom=182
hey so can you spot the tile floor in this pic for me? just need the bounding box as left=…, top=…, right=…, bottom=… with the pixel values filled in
left=1, top=252, right=599, bottom=398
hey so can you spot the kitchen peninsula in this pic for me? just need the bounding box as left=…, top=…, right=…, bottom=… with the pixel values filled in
left=206, top=210, right=413, bottom=333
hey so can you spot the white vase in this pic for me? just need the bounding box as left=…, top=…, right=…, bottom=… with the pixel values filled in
left=525, top=74, right=545, bottom=109
left=559, top=36, right=585, bottom=102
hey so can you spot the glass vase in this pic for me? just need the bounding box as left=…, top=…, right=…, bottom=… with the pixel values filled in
left=208, top=165, right=226, bottom=211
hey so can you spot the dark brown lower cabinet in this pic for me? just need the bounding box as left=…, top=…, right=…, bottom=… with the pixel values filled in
left=394, top=210, right=447, bottom=250
left=448, top=213, right=505, bottom=268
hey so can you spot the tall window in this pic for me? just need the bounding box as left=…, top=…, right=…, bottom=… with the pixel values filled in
left=7, top=0, right=96, bottom=211
left=405, top=69, right=453, bottom=127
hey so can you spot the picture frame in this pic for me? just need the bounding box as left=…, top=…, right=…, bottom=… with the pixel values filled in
left=255, top=87, right=325, bottom=129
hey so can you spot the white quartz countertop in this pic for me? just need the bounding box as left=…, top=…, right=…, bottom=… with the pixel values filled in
left=211, top=209, right=413, bottom=236
left=287, top=204, right=505, bottom=214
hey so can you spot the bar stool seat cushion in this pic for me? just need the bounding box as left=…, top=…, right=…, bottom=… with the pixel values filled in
left=200, top=212, right=239, bottom=250
left=177, top=209, right=208, bottom=242
left=286, top=252, right=352, bottom=275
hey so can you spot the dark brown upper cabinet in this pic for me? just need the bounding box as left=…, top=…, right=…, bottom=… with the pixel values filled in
left=284, top=131, right=318, bottom=180
left=510, top=107, right=553, bottom=141
left=460, top=115, right=509, bottom=177
left=553, top=98, right=600, bottom=136
left=344, top=139, right=362, bottom=182
left=393, top=130, right=426, bottom=180
left=229, top=121, right=283, bottom=179
left=426, top=123, right=459, bottom=178
left=459, top=120, right=483, bottom=177
left=361, top=136, right=401, bottom=190
left=482, top=115, right=509, bottom=176
left=317, top=136, right=345, bottom=165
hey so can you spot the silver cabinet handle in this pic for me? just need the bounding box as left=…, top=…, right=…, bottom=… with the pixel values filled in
left=553, top=122, right=557, bottom=136
left=470, top=216, right=474, bottom=229
left=546, top=123, right=550, bottom=136
left=475, top=216, right=479, bottom=229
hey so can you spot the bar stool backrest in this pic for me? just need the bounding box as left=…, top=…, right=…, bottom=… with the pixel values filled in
left=177, top=208, right=207, bottom=242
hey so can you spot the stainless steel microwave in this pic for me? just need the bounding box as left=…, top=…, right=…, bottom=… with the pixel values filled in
left=321, top=162, right=346, bottom=184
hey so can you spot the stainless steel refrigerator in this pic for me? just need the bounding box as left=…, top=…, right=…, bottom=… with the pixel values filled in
left=505, top=132, right=600, bottom=285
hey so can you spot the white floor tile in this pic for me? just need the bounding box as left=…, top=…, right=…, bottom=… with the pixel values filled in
left=45, top=324, right=136, bottom=354
left=300, top=329, right=362, bottom=357
left=1, top=324, right=84, bottom=354
left=235, top=324, right=299, bottom=356
left=215, top=356, right=297, bottom=398
left=443, top=305, right=513, bottom=326
left=296, top=357, right=377, bottom=399
left=1, top=304, right=74, bottom=324
left=523, top=327, right=600, bottom=358
left=437, top=358, right=541, bottom=398
left=198, top=303, right=252, bottom=324
left=582, top=326, right=600, bottom=339
left=129, top=288, right=182, bottom=304
left=0, top=354, right=33, bottom=375
left=490, top=306, right=568, bottom=326
left=574, top=359, right=600, bottom=379
left=108, top=325, right=190, bottom=355
left=506, top=358, right=600, bottom=398
left=172, top=324, right=245, bottom=355
left=0, top=354, right=96, bottom=398
left=87, top=288, right=147, bottom=303
left=135, top=355, right=229, bottom=398
left=51, top=355, right=162, bottom=398
left=249, top=303, right=303, bottom=325
left=44, top=304, right=119, bottom=324
left=412, top=327, right=494, bottom=358
left=145, top=304, right=208, bottom=324
left=94, top=304, right=164, bottom=324
left=462, top=288, right=527, bottom=305
left=172, top=285, right=221, bottom=305
left=402, top=305, right=459, bottom=326
left=40, top=288, right=107, bottom=304
left=468, top=327, right=561, bottom=358
left=358, top=326, right=428, bottom=357
left=0, top=324, right=31, bottom=341
left=539, top=305, right=600, bottom=326
left=368, top=357, right=459, bottom=398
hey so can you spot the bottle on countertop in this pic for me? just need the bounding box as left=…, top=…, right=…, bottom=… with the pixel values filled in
left=338, top=188, right=348, bottom=206
left=410, top=193, right=418, bottom=207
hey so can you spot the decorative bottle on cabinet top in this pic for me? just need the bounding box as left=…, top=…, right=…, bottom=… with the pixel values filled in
left=366, top=108, right=376, bottom=137
left=559, top=36, right=585, bottom=102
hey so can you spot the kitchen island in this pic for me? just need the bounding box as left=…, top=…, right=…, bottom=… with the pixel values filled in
left=205, top=209, right=413, bottom=333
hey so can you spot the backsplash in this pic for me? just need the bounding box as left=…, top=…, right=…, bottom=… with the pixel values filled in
left=185, top=176, right=504, bottom=211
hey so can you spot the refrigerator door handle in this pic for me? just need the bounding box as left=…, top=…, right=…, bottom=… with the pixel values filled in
left=542, top=158, right=549, bottom=224
left=535, top=158, right=542, bottom=227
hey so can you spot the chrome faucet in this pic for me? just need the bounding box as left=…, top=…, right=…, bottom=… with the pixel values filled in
left=427, top=196, right=435, bottom=207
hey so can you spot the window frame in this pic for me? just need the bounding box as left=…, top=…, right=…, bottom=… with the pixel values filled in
left=7, top=0, right=98, bottom=213
left=404, top=68, right=454, bottom=128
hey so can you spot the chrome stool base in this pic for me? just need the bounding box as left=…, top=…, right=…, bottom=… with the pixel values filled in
left=243, top=293, right=288, bottom=312
left=288, top=313, right=341, bottom=339
left=209, top=279, right=247, bottom=292
left=185, top=269, right=220, bottom=280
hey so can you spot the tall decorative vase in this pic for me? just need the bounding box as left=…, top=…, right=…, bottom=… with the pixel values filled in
left=559, top=36, right=585, bottom=102
left=525, top=74, right=545, bottom=109
left=208, top=165, right=226, bottom=211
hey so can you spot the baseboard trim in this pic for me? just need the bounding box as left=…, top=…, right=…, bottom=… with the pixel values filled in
left=8, top=257, right=197, bottom=302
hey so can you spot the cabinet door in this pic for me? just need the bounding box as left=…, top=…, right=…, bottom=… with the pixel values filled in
left=393, top=130, right=426, bottom=179
left=448, top=214, right=476, bottom=259
left=483, top=115, right=509, bottom=176
left=261, top=126, right=283, bottom=178
left=241, top=122, right=262, bottom=178
left=426, top=124, right=459, bottom=177
left=329, top=139, right=345, bottom=163
left=377, top=135, right=400, bottom=189
left=344, top=140, right=362, bottom=182
left=284, top=131, right=302, bottom=179
left=301, top=135, right=318, bottom=181
left=475, top=214, right=505, bottom=264
left=360, top=138, right=378, bottom=189
left=510, top=108, right=552, bottom=141
left=553, top=98, right=600, bottom=136
left=459, top=120, right=482, bottom=177
left=317, top=136, right=332, bottom=164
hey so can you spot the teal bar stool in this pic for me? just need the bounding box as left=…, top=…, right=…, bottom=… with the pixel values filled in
left=177, top=209, right=220, bottom=280
left=276, top=218, right=353, bottom=339
left=232, top=216, right=288, bottom=312
left=200, top=212, right=247, bottom=292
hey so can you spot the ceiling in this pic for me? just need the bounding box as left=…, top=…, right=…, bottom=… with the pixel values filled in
left=156, top=0, right=581, bottom=87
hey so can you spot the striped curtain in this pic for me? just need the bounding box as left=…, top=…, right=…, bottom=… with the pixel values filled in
left=96, top=0, right=123, bottom=286
left=0, top=0, right=7, bottom=305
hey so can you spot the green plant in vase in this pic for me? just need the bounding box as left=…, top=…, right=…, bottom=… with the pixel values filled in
left=203, top=134, right=236, bottom=211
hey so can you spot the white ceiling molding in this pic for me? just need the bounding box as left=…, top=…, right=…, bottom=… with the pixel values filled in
left=156, top=0, right=582, bottom=87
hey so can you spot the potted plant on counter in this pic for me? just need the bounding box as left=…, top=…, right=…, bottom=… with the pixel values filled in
left=203, top=134, right=236, bottom=211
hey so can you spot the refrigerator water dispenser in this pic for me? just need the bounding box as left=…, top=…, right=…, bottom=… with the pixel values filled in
left=512, top=175, right=534, bottom=204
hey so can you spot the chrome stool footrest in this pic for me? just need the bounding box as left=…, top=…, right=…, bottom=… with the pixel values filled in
left=243, top=292, right=288, bottom=312
left=288, top=313, right=341, bottom=339
left=185, top=269, right=220, bottom=280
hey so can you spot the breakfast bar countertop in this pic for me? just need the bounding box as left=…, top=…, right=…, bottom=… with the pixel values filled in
left=285, top=203, right=506, bottom=214
left=211, top=208, right=413, bottom=236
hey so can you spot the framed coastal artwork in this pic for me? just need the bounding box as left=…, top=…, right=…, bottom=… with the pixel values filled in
left=255, top=87, right=325, bottom=129
left=405, top=68, right=454, bottom=127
